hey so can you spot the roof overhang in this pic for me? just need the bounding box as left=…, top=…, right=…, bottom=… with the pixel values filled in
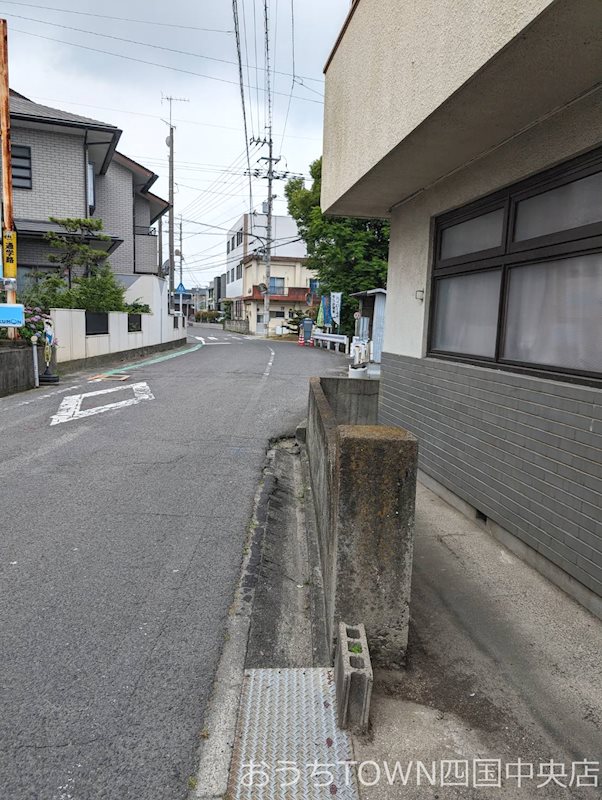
left=113, top=152, right=169, bottom=222
left=15, top=218, right=123, bottom=254
left=323, top=0, right=602, bottom=218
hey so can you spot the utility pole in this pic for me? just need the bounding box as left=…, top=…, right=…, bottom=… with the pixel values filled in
left=263, top=135, right=273, bottom=332
left=0, top=19, right=17, bottom=340
left=179, top=215, right=183, bottom=318
left=161, top=93, right=188, bottom=313
left=157, top=215, right=162, bottom=277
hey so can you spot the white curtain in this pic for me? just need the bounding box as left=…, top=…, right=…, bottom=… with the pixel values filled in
left=433, top=270, right=501, bottom=357
left=503, top=254, right=602, bottom=372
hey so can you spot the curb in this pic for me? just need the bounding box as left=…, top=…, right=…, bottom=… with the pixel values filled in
left=190, top=453, right=276, bottom=800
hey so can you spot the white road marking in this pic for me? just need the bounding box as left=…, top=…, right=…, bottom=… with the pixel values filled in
left=263, top=347, right=275, bottom=379
left=208, top=336, right=218, bottom=341
left=205, top=342, right=231, bottom=346
left=195, top=336, right=206, bottom=344
left=50, top=382, right=154, bottom=426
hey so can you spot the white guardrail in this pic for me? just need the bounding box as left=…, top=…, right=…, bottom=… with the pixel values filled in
left=312, top=331, right=350, bottom=354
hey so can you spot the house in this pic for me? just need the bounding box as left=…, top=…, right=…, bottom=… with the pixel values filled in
left=322, top=0, right=602, bottom=614
left=224, top=213, right=318, bottom=334
left=7, top=91, right=172, bottom=319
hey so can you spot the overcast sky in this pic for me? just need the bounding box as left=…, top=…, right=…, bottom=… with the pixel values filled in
left=3, top=0, right=350, bottom=286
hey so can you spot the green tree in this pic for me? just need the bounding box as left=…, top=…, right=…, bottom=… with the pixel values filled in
left=45, top=217, right=111, bottom=287
left=285, top=157, right=389, bottom=334
left=72, top=263, right=126, bottom=313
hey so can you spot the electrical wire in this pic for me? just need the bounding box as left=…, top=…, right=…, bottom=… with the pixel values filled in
left=279, top=0, right=296, bottom=153
left=0, top=9, right=324, bottom=84
left=232, top=0, right=254, bottom=227
left=10, top=28, right=323, bottom=105
left=0, top=0, right=233, bottom=32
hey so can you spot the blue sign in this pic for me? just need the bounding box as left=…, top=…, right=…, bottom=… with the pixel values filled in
left=175, top=283, right=187, bottom=294
left=0, top=303, right=25, bottom=327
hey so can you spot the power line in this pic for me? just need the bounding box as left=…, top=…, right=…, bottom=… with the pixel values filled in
left=10, top=28, right=323, bottom=105
left=24, top=96, right=322, bottom=141
left=279, top=0, right=296, bottom=153
left=232, top=0, right=254, bottom=227
left=0, top=0, right=233, bottom=32
left=0, top=9, right=324, bottom=84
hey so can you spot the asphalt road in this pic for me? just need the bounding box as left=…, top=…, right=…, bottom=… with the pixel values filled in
left=0, top=325, right=347, bottom=800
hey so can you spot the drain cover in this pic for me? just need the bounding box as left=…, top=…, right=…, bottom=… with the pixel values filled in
left=228, top=668, right=359, bottom=799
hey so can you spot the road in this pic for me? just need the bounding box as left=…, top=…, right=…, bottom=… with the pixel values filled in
left=0, top=325, right=347, bottom=800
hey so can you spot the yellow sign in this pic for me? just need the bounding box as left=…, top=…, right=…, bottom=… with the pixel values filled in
left=2, top=229, right=17, bottom=279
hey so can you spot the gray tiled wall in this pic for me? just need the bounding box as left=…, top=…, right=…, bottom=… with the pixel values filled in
left=94, top=160, right=134, bottom=274
left=380, top=353, right=602, bottom=598
left=12, top=126, right=85, bottom=220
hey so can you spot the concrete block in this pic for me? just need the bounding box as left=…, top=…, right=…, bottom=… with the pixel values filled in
left=335, top=622, right=373, bottom=733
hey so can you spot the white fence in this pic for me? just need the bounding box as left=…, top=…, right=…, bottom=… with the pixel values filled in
left=51, top=308, right=186, bottom=363
left=312, top=331, right=350, bottom=354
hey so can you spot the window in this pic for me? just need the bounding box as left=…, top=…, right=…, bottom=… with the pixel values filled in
left=431, top=270, right=501, bottom=358
left=236, top=263, right=242, bottom=280
left=227, top=240, right=230, bottom=254
left=270, top=310, right=286, bottom=319
left=429, top=147, right=602, bottom=382
left=236, top=229, right=243, bottom=246
left=269, top=277, right=285, bottom=294
left=87, top=162, right=95, bottom=213
left=230, top=268, right=235, bottom=282
left=11, top=145, right=32, bottom=189
left=309, top=278, right=319, bottom=293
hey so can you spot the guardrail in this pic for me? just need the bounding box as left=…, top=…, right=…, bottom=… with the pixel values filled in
left=312, top=331, right=350, bottom=354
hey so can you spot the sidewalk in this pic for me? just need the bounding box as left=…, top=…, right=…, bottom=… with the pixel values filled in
left=353, top=483, right=602, bottom=799
left=193, top=442, right=601, bottom=799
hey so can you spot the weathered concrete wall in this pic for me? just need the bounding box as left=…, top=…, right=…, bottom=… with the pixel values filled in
left=320, top=377, right=379, bottom=425
left=0, top=344, right=35, bottom=396
left=307, top=376, right=417, bottom=667
left=0, top=343, right=56, bottom=397
left=224, top=319, right=249, bottom=334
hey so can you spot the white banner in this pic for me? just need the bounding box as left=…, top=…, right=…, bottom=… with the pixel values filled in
left=330, top=292, right=342, bottom=326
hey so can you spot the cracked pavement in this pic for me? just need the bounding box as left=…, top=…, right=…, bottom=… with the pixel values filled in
left=0, top=325, right=347, bottom=800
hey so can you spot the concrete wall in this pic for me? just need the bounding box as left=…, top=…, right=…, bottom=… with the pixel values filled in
left=379, top=354, right=602, bottom=601
left=0, top=344, right=35, bottom=396
left=51, top=276, right=185, bottom=364
left=320, top=377, right=379, bottom=425
left=306, top=376, right=417, bottom=667
left=224, top=319, right=249, bottom=334
left=384, top=90, right=602, bottom=361
left=321, top=0, right=602, bottom=216
left=94, top=160, right=134, bottom=274
left=10, top=126, right=86, bottom=219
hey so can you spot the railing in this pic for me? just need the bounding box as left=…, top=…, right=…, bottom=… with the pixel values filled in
left=135, top=225, right=157, bottom=236
left=313, top=331, right=350, bottom=354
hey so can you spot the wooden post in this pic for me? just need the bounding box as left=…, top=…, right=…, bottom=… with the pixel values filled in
left=0, top=18, right=16, bottom=339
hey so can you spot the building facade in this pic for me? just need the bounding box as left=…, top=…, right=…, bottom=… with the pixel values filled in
left=322, top=0, right=602, bottom=614
left=6, top=91, right=168, bottom=302
left=223, top=213, right=317, bottom=333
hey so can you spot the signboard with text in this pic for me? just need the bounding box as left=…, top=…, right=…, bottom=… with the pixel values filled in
left=2, top=230, right=17, bottom=279
left=0, top=303, right=25, bottom=327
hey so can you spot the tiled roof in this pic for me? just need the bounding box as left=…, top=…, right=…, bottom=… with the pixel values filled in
left=10, top=93, right=117, bottom=129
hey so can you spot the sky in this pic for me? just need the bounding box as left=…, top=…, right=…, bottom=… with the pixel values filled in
left=3, top=0, right=351, bottom=286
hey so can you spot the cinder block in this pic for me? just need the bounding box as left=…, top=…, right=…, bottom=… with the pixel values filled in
left=335, top=622, right=373, bottom=733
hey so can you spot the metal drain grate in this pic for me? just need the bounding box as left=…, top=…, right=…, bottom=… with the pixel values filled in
left=228, top=668, right=359, bottom=800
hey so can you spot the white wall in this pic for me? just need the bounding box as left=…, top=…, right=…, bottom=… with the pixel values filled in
left=383, top=90, right=602, bottom=358
left=51, top=275, right=186, bottom=363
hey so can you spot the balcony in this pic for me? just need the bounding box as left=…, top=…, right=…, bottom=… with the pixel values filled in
left=248, top=285, right=318, bottom=303
left=135, top=230, right=159, bottom=274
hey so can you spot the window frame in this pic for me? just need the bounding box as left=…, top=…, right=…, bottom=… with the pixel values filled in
left=428, top=146, right=602, bottom=386
left=11, top=144, right=32, bottom=189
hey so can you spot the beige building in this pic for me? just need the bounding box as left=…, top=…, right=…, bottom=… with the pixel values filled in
left=322, top=0, right=602, bottom=615
left=232, top=254, right=319, bottom=335
left=223, top=213, right=319, bottom=334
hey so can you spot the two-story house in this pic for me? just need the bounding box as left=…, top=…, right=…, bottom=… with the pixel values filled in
left=322, top=0, right=602, bottom=615
left=224, top=212, right=318, bottom=334
left=8, top=91, right=169, bottom=312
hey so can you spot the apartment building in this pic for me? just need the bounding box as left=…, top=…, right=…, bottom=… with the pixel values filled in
left=322, top=0, right=602, bottom=614
left=224, top=213, right=318, bottom=333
